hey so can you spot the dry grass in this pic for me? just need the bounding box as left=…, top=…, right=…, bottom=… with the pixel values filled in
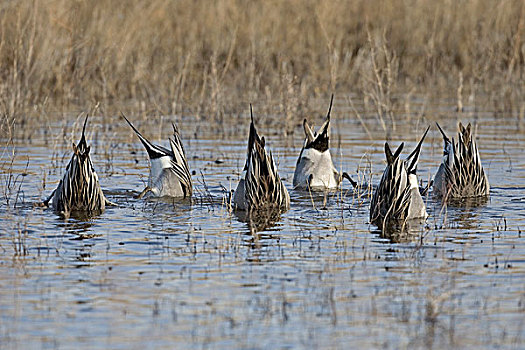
left=0, top=0, right=523, bottom=123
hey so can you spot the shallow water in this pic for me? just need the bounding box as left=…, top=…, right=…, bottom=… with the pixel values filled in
left=1, top=104, right=524, bottom=349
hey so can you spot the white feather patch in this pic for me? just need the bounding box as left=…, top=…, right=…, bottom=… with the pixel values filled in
left=150, top=156, right=172, bottom=182
left=408, top=174, right=419, bottom=190
left=294, top=148, right=338, bottom=189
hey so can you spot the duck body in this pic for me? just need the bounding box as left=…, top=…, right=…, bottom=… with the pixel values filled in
left=123, top=114, right=192, bottom=198
left=293, top=147, right=339, bottom=189
left=233, top=107, right=290, bottom=212
left=293, top=95, right=356, bottom=190
left=433, top=122, right=489, bottom=199
left=44, top=115, right=109, bottom=217
left=370, top=126, right=430, bottom=229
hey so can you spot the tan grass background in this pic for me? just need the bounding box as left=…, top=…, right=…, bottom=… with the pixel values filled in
left=0, top=0, right=523, bottom=121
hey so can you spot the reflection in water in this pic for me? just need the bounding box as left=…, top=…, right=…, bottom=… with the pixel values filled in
left=371, top=218, right=427, bottom=243
left=234, top=208, right=283, bottom=234
left=72, top=247, right=93, bottom=268
left=62, top=209, right=104, bottom=221
left=54, top=219, right=98, bottom=267
left=454, top=206, right=483, bottom=231
left=434, top=196, right=488, bottom=230
left=291, top=187, right=349, bottom=211
left=141, top=195, right=194, bottom=208
left=440, top=195, right=489, bottom=209
left=56, top=218, right=95, bottom=237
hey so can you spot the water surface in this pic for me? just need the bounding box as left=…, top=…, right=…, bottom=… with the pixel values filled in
left=1, top=103, right=524, bottom=349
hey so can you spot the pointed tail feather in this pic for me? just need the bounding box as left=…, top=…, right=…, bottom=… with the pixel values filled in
left=436, top=122, right=450, bottom=144
left=319, top=94, right=334, bottom=138
left=121, top=112, right=169, bottom=159
left=303, top=119, right=315, bottom=143
left=325, top=94, right=334, bottom=121
left=121, top=113, right=151, bottom=149
left=245, top=104, right=262, bottom=170
left=385, top=142, right=404, bottom=165
left=385, top=142, right=394, bottom=164
left=77, top=113, right=90, bottom=152
left=405, top=125, right=430, bottom=174
left=81, top=113, right=89, bottom=141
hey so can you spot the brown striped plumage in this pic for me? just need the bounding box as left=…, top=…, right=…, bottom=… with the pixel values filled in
left=43, top=115, right=109, bottom=217
left=433, top=122, right=490, bottom=199
left=233, top=106, right=290, bottom=212
left=370, top=127, right=430, bottom=230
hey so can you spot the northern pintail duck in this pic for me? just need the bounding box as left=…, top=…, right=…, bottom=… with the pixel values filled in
left=42, top=115, right=111, bottom=216
left=233, top=106, right=290, bottom=212
left=433, top=122, right=489, bottom=199
left=122, top=114, right=192, bottom=198
left=293, top=95, right=357, bottom=190
left=370, top=126, right=430, bottom=229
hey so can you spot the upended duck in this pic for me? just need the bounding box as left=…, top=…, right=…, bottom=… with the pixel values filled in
left=122, top=114, right=192, bottom=198
left=233, top=106, right=290, bottom=212
left=433, top=122, right=489, bottom=199
left=370, top=126, right=430, bottom=229
left=293, top=95, right=357, bottom=190
left=42, top=114, right=111, bottom=216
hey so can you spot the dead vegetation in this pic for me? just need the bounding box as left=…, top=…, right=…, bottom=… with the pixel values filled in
left=0, top=0, right=522, bottom=126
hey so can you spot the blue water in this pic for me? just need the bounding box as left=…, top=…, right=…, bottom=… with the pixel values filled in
left=1, top=107, right=524, bottom=349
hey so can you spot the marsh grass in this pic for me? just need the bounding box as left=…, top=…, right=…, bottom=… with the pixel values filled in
left=0, top=119, right=29, bottom=209
left=0, top=0, right=523, bottom=128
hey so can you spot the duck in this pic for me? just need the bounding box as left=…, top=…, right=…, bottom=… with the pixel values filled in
left=122, top=114, right=192, bottom=198
left=232, top=105, right=290, bottom=212
left=42, top=114, right=111, bottom=216
left=370, top=126, right=430, bottom=229
left=293, top=95, right=357, bottom=190
left=433, top=122, right=489, bottom=199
